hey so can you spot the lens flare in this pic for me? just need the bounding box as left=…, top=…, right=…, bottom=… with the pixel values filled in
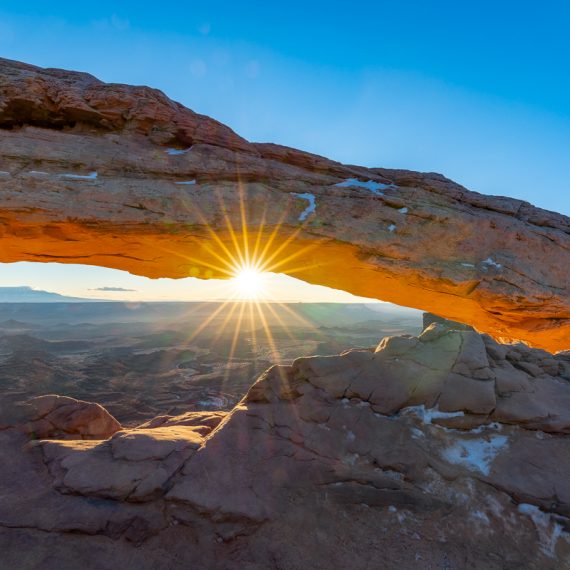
left=156, top=178, right=327, bottom=397
left=233, top=267, right=266, bottom=299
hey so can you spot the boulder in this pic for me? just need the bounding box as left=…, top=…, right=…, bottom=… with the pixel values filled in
left=21, top=394, right=121, bottom=439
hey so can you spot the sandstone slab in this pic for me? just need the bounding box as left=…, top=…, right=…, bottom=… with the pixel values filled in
left=19, top=394, right=121, bottom=439
left=0, top=58, right=569, bottom=351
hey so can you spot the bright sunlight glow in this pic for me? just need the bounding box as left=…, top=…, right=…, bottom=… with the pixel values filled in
left=232, top=267, right=266, bottom=299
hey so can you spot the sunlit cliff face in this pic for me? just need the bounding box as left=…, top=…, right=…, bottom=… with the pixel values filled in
left=1, top=58, right=569, bottom=353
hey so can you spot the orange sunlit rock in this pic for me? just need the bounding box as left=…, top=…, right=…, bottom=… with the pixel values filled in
left=0, top=58, right=569, bottom=351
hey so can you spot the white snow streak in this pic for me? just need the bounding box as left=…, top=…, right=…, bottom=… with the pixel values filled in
left=166, top=147, right=193, bottom=156
left=293, top=192, right=316, bottom=221
left=518, top=503, right=565, bottom=557
left=334, top=178, right=395, bottom=196
left=441, top=435, right=508, bottom=475
left=60, top=171, right=98, bottom=180
left=401, top=405, right=464, bottom=424
left=482, top=257, right=502, bottom=269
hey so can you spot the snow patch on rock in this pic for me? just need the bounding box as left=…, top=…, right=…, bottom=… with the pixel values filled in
left=175, top=180, right=197, bottom=185
left=293, top=193, right=316, bottom=221
left=518, top=503, right=565, bottom=558
left=60, top=171, right=98, bottom=180
left=166, top=147, right=193, bottom=156
left=442, top=435, right=508, bottom=475
left=482, top=257, right=502, bottom=270
left=334, top=178, right=395, bottom=196
left=401, top=405, right=464, bottom=424
left=410, top=427, right=425, bottom=439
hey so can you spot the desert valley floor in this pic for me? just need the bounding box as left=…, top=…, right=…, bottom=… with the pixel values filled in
left=0, top=301, right=421, bottom=425
left=0, top=302, right=569, bottom=569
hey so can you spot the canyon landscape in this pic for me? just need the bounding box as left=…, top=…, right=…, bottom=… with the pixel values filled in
left=0, top=57, right=569, bottom=569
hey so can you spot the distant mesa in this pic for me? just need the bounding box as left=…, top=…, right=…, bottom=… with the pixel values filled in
left=0, top=286, right=90, bottom=303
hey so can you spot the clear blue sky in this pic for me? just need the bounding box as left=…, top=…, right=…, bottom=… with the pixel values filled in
left=0, top=1, right=569, bottom=300
left=1, top=1, right=569, bottom=214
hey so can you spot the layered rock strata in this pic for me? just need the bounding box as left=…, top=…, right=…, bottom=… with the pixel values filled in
left=1, top=58, right=569, bottom=351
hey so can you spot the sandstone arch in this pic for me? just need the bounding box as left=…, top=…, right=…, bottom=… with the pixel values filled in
left=0, top=58, right=569, bottom=351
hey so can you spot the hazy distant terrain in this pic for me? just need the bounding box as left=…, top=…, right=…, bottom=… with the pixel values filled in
left=0, top=301, right=421, bottom=425
left=0, top=286, right=91, bottom=303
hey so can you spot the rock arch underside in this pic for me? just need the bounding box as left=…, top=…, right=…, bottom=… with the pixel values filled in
left=0, top=58, right=569, bottom=352
left=1, top=58, right=570, bottom=569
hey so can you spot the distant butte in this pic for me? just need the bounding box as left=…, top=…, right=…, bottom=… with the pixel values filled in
left=0, top=57, right=568, bottom=351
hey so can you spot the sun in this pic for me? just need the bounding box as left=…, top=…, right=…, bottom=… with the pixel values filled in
left=233, top=267, right=266, bottom=299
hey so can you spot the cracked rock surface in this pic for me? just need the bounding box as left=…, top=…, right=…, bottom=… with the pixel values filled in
left=1, top=320, right=569, bottom=569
